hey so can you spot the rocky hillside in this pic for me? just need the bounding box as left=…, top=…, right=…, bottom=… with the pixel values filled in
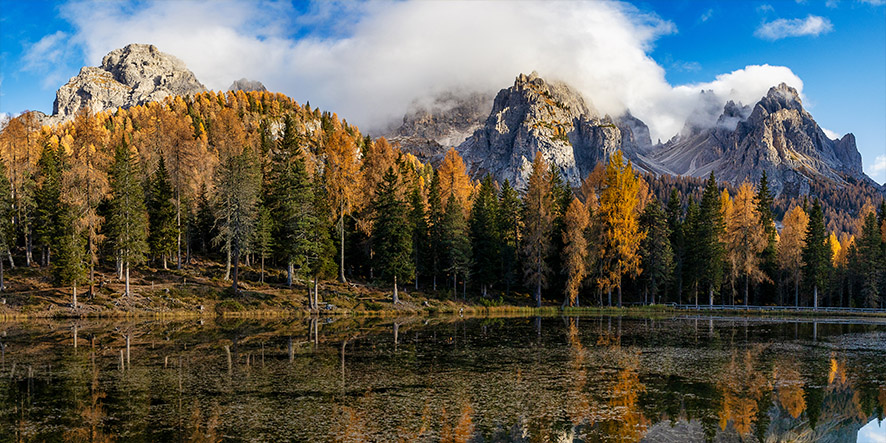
left=45, top=44, right=207, bottom=124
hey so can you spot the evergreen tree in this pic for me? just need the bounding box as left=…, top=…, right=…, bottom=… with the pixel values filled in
left=469, top=175, right=500, bottom=297
left=548, top=166, right=573, bottom=298
left=372, top=167, right=414, bottom=303
left=683, top=197, right=702, bottom=306
left=194, top=182, right=214, bottom=255
left=427, top=171, right=446, bottom=291
left=666, top=188, right=684, bottom=303
left=851, top=212, right=883, bottom=308
left=697, top=172, right=725, bottom=305
left=754, top=171, right=778, bottom=303
left=443, top=193, right=471, bottom=300
left=408, top=181, right=429, bottom=290
left=34, top=142, right=64, bottom=267
left=0, top=161, right=13, bottom=291
left=253, top=203, right=273, bottom=284
left=107, top=139, right=149, bottom=296
left=53, top=203, right=86, bottom=308
left=521, top=154, right=553, bottom=307
left=212, top=146, right=261, bottom=294
left=801, top=199, right=830, bottom=308
left=639, top=199, right=674, bottom=304
left=498, top=179, right=521, bottom=297
left=148, top=157, right=177, bottom=269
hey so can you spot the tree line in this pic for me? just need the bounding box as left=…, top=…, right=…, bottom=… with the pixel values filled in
left=0, top=90, right=884, bottom=309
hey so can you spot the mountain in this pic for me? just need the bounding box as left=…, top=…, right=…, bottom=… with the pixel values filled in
left=454, top=72, right=651, bottom=188
left=391, top=74, right=876, bottom=197
left=46, top=44, right=207, bottom=124
left=649, top=83, right=868, bottom=195
left=228, top=78, right=267, bottom=92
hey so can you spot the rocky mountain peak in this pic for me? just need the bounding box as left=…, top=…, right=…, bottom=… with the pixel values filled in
left=757, top=82, right=803, bottom=114
left=228, top=78, right=267, bottom=92
left=49, top=44, right=206, bottom=123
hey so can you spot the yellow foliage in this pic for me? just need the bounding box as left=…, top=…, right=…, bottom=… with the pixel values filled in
left=598, top=151, right=645, bottom=296
left=437, top=148, right=472, bottom=211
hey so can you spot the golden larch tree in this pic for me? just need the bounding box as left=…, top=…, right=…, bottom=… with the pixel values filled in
left=324, top=128, right=363, bottom=282
left=598, top=150, right=644, bottom=307
left=436, top=148, right=472, bottom=211
left=562, top=198, right=589, bottom=307
left=726, top=182, right=770, bottom=305
left=778, top=205, right=809, bottom=307
left=521, top=153, right=553, bottom=307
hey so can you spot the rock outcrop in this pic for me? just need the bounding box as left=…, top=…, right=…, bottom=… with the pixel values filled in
left=228, top=78, right=267, bottom=92
left=50, top=44, right=206, bottom=122
left=649, top=83, right=868, bottom=195
left=456, top=72, right=636, bottom=188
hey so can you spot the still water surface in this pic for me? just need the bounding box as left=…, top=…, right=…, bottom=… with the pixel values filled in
left=1, top=315, right=884, bottom=442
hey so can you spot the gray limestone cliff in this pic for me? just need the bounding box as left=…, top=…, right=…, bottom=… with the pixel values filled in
left=49, top=44, right=206, bottom=122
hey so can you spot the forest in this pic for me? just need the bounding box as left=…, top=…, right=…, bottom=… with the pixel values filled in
left=0, top=89, right=884, bottom=311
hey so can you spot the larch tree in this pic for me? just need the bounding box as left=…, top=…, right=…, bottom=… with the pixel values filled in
left=726, top=182, right=770, bottom=306
left=64, top=107, right=111, bottom=296
left=562, top=197, right=589, bottom=307
left=107, top=139, right=149, bottom=297
left=0, top=112, right=40, bottom=266
left=638, top=199, right=673, bottom=305
left=778, top=205, right=809, bottom=307
left=147, top=157, right=177, bottom=269
left=212, top=145, right=261, bottom=294
left=469, top=175, right=500, bottom=297
left=801, top=199, right=830, bottom=308
left=521, top=154, right=553, bottom=307
left=498, top=179, right=522, bottom=297
left=0, top=161, right=13, bottom=291
left=323, top=128, right=362, bottom=283
left=436, top=148, right=473, bottom=212
left=372, top=167, right=414, bottom=303
left=599, top=150, right=644, bottom=307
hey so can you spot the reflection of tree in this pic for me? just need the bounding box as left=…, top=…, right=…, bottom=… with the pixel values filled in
left=185, top=399, right=221, bottom=443
left=335, top=405, right=369, bottom=443
left=819, top=357, right=866, bottom=426
left=64, top=352, right=114, bottom=442
left=440, top=402, right=474, bottom=443
left=604, top=350, right=648, bottom=442
left=717, top=348, right=767, bottom=435
left=774, top=359, right=806, bottom=419
left=565, top=318, right=593, bottom=427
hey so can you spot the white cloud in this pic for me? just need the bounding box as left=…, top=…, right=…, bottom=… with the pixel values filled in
left=25, top=0, right=808, bottom=143
left=868, top=155, right=886, bottom=184
left=859, top=0, right=885, bottom=5
left=21, top=30, right=73, bottom=88
left=700, top=8, right=714, bottom=22
left=821, top=127, right=841, bottom=140
left=755, top=15, right=834, bottom=40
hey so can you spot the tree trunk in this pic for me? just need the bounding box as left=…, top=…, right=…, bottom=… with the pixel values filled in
left=607, top=286, right=612, bottom=307
left=813, top=285, right=818, bottom=310
left=117, top=255, right=123, bottom=280
left=393, top=275, right=399, bottom=304
left=177, top=193, right=182, bottom=271
left=125, top=261, right=130, bottom=297
left=536, top=281, right=542, bottom=308
left=232, top=245, right=239, bottom=294
left=25, top=232, right=32, bottom=267
left=260, top=255, right=265, bottom=285
left=314, top=276, right=319, bottom=309
left=453, top=273, right=457, bottom=299
left=795, top=278, right=799, bottom=308
left=224, top=247, right=231, bottom=281
left=73, top=283, right=78, bottom=309
left=617, top=275, right=622, bottom=308
left=287, top=262, right=293, bottom=288
left=0, top=253, right=4, bottom=292
left=463, top=278, right=467, bottom=301
left=709, top=286, right=713, bottom=307
left=339, top=212, right=347, bottom=284
left=744, top=275, right=749, bottom=308
left=433, top=274, right=437, bottom=291
left=163, top=254, right=168, bottom=270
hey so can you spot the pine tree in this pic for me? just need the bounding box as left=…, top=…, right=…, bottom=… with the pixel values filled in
left=726, top=182, right=770, bottom=306
left=443, top=193, right=471, bottom=300
left=598, top=151, right=644, bottom=307
left=408, top=182, right=429, bottom=290
left=427, top=171, right=446, bottom=291
left=697, top=172, right=725, bottom=306
left=0, top=161, right=13, bottom=291
left=755, top=171, right=778, bottom=303
left=254, top=204, right=273, bottom=285
left=639, top=199, right=673, bottom=305
left=778, top=205, right=809, bottom=307
left=521, top=154, right=553, bottom=307
left=469, top=175, right=500, bottom=297
left=548, top=166, right=573, bottom=298
left=34, top=141, right=64, bottom=267
left=851, top=212, right=883, bottom=308
left=148, top=157, right=177, bottom=269
left=498, top=179, right=521, bottom=297
left=372, top=167, right=414, bottom=303
left=53, top=202, right=86, bottom=308
left=801, top=199, right=830, bottom=308
left=666, top=189, right=684, bottom=303
left=107, top=139, right=149, bottom=296
left=683, top=197, right=701, bottom=306
left=212, top=146, right=261, bottom=294
left=194, top=182, right=214, bottom=255
left=562, top=198, right=589, bottom=307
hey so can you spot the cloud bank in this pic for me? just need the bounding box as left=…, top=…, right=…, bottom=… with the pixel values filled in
left=755, top=15, right=834, bottom=40
left=26, top=0, right=806, bottom=143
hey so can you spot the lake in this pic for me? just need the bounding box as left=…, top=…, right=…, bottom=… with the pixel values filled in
left=1, top=314, right=884, bottom=442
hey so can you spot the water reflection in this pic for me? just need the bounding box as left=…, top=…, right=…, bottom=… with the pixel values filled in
left=0, top=316, right=883, bottom=442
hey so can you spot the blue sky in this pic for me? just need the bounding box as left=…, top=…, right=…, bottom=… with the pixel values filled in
left=1, top=0, right=884, bottom=182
